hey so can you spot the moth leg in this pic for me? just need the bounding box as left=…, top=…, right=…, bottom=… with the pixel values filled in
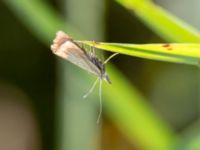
left=88, top=40, right=97, bottom=58
left=83, top=78, right=99, bottom=99
left=92, top=40, right=96, bottom=54
left=81, top=43, right=85, bottom=49
left=96, top=79, right=102, bottom=123
left=103, top=53, right=119, bottom=64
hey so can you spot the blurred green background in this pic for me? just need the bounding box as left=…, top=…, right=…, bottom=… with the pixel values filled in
left=0, top=0, right=200, bottom=150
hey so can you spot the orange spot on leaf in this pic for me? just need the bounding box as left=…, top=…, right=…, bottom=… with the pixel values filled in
left=162, top=44, right=173, bottom=51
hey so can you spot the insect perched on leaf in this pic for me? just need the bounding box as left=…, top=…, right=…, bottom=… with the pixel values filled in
left=51, top=31, right=118, bottom=123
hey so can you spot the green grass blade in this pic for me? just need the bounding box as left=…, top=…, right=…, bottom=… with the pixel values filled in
left=80, top=41, right=200, bottom=66
left=116, top=0, right=200, bottom=42
left=3, top=0, right=82, bottom=44
left=104, top=65, right=177, bottom=150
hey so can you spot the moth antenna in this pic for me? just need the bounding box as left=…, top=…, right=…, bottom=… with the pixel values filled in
left=83, top=78, right=99, bottom=99
left=103, top=53, right=119, bottom=65
left=97, top=79, right=103, bottom=123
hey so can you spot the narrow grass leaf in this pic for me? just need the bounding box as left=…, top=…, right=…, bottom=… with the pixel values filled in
left=80, top=41, right=200, bottom=66
left=116, top=0, right=200, bottom=42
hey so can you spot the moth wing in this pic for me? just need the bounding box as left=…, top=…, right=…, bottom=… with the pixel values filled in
left=52, top=40, right=101, bottom=76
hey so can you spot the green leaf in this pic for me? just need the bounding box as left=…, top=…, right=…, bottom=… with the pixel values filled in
left=116, top=0, right=200, bottom=42
left=79, top=41, right=200, bottom=66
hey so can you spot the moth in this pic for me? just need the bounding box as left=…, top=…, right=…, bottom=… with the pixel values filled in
left=51, top=31, right=117, bottom=122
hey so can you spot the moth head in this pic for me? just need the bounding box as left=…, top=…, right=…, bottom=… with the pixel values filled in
left=102, top=72, right=111, bottom=84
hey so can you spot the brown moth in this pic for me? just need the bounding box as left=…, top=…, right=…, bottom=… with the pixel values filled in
left=51, top=31, right=111, bottom=83
left=51, top=31, right=118, bottom=123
